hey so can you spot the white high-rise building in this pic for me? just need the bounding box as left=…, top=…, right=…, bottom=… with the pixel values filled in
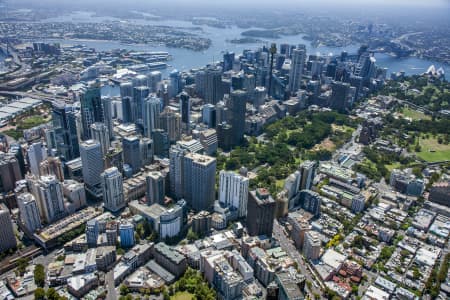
left=288, top=46, right=306, bottom=93
left=17, top=193, right=42, bottom=233
left=90, top=122, right=110, bottom=156
left=80, top=140, right=104, bottom=188
left=101, top=167, right=125, bottom=212
left=0, top=205, right=17, bottom=252
left=219, top=171, right=249, bottom=218
left=35, top=175, right=66, bottom=223
left=143, top=96, right=162, bottom=138
left=27, top=142, right=48, bottom=176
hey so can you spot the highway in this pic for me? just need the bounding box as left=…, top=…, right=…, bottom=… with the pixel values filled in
left=272, top=219, right=324, bottom=298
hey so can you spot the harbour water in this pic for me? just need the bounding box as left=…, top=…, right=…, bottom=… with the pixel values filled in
left=41, top=11, right=446, bottom=77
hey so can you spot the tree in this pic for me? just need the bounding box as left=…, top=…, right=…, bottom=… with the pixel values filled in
left=34, top=287, right=46, bottom=300
left=16, top=257, right=29, bottom=275
left=34, top=264, right=45, bottom=287
left=120, top=284, right=129, bottom=296
left=46, top=287, right=60, bottom=300
left=187, top=229, right=199, bottom=242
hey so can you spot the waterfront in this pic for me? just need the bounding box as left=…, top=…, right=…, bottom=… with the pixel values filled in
left=40, top=11, right=446, bottom=76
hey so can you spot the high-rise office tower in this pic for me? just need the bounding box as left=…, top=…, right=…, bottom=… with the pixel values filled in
left=101, top=167, right=125, bottom=212
left=52, top=102, right=80, bottom=161
left=195, top=69, right=206, bottom=98
left=280, top=43, right=291, bottom=57
left=288, top=45, right=306, bottom=93
left=143, top=96, right=162, bottom=138
left=139, top=137, right=153, bottom=167
left=44, top=128, right=57, bottom=154
left=205, top=67, right=223, bottom=105
left=86, top=219, right=99, bottom=248
left=169, top=145, right=186, bottom=199
left=79, top=81, right=104, bottom=140
left=169, top=69, right=182, bottom=98
left=8, top=143, right=26, bottom=177
left=120, top=82, right=133, bottom=98
left=183, top=153, right=216, bottom=211
left=299, top=160, right=316, bottom=191
left=159, top=108, right=181, bottom=143
left=179, top=92, right=190, bottom=133
left=299, top=190, right=321, bottom=217
left=80, top=139, right=104, bottom=190
left=119, top=222, right=135, bottom=248
left=202, top=104, right=216, bottom=128
left=219, top=171, right=249, bottom=218
left=223, top=51, right=235, bottom=72
left=152, top=129, right=170, bottom=157
left=105, top=147, right=123, bottom=173
left=0, top=153, right=22, bottom=193
left=253, top=86, right=266, bottom=108
left=303, top=231, right=321, bottom=260
left=90, top=122, right=109, bottom=156
left=39, top=157, right=64, bottom=182
left=149, top=71, right=162, bottom=93
left=132, top=86, right=150, bottom=124
left=101, top=96, right=114, bottom=140
left=0, top=205, right=17, bottom=253
left=35, top=175, right=66, bottom=223
left=227, top=90, right=247, bottom=146
left=122, top=136, right=141, bottom=174
left=329, top=81, right=351, bottom=113
left=246, top=188, right=276, bottom=237
left=27, top=142, right=48, bottom=176
left=121, top=96, right=133, bottom=123
left=17, top=193, right=41, bottom=233
left=146, top=171, right=165, bottom=205
left=133, top=74, right=149, bottom=87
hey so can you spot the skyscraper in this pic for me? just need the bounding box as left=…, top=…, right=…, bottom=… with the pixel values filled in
left=329, top=81, right=351, bottom=113
left=288, top=45, right=306, bottom=93
left=79, top=81, right=104, bottom=140
left=0, top=152, right=22, bottom=193
left=183, top=153, right=216, bottom=211
left=51, top=102, right=80, bottom=161
left=227, top=90, right=247, bottom=146
left=101, top=167, right=125, bottom=212
left=146, top=171, right=165, bottom=205
left=219, top=171, right=249, bottom=218
left=159, top=108, right=181, bottom=143
left=80, top=140, right=104, bottom=190
left=101, top=96, right=114, bottom=140
left=122, top=136, right=141, bottom=174
left=303, top=231, right=321, bottom=260
left=169, top=145, right=186, bottom=199
left=299, top=190, right=321, bottom=217
left=90, top=122, right=110, bottom=156
left=132, top=86, right=150, bottom=124
left=202, top=104, right=216, bottom=128
left=34, top=175, right=66, bottom=223
left=205, top=67, right=223, bottom=105
left=143, top=96, right=162, bottom=138
left=120, top=82, right=133, bottom=98
left=169, top=69, right=182, bottom=98
left=39, top=157, right=64, bottom=182
left=27, top=142, right=47, bottom=176
left=246, top=188, right=276, bottom=237
left=179, top=92, right=190, bottom=133
left=17, top=193, right=41, bottom=233
left=0, top=205, right=17, bottom=253
left=223, top=51, right=235, bottom=72
left=139, top=137, right=153, bottom=167
left=299, top=160, right=316, bottom=191
left=121, top=96, right=133, bottom=123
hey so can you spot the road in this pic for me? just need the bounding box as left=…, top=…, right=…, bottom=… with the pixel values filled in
left=106, top=269, right=118, bottom=300
left=272, top=220, right=324, bottom=298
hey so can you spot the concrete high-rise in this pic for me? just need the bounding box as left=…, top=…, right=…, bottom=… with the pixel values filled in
left=146, top=171, right=165, bottom=205
left=303, top=231, right=321, bottom=260
left=90, top=122, right=110, bottom=156
left=159, top=108, right=181, bottom=143
left=246, top=188, right=276, bottom=237
left=299, top=160, right=316, bottom=191
left=122, top=136, right=141, bottom=174
left=39, top=157, right=64, bottom=182
left=143, top=96, right=162, bottom=138
left=132, top=86, right=150, bottom=124
left=17, top=193, right=42, bottom=233
left=223, top=51, right=235, bottom=72
left=219, top=171, right=249, bottom=218
left=288, top=45, right=306, bottom=93
left=34, top=175, right=66, bottom=223
left=86, top=219, right=99, bottom=248
left=80, top=139, right=104, bottom=190
left=140, top=138, right=153, bottom=167
left=101, top=167, right=125, bottom=213
left=0, top=205, right=17, bottom=253
left=205, top=67, right=223, bottom=105
left=27, top=142, right=47, bottom=176
left=183, top=153, right=216, bottom=211
left=179, top=92, right=190, bottom=133
left=119, top=222, right=135, bottom=248
left=101, top=96, right=114, bottom=140
left=0, top=152, right=22, bottom=193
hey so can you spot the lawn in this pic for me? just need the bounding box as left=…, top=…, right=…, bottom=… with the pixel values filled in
left=415, top=136, right=450, bottom=162
left=17, top=115, right=49, bottom=130
left=400, top=107, right=431, bottom=121
left=171, top=292, right=195, bottom=300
